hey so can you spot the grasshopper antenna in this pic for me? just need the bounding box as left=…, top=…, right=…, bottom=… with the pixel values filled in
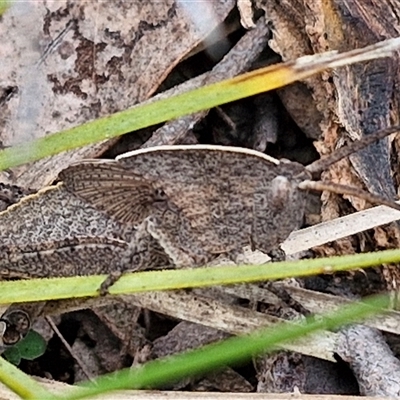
left=306, top=125, right=400, bottom=178
left=299, top=180, right=400, bottom=212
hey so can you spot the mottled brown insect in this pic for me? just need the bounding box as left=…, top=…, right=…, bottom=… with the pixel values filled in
left=0, top=183, right=170, bottom=279
left=61, top=147, right=306, bottom=265
left=61, top=125, right=400, bottom=266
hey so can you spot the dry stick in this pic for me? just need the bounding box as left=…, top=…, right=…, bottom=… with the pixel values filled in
left=336, top=325, right=400, bottom=396
left=298, top=180, right=400, bottom=211
left=306, top=125, right=400, bottom=176
left=0, top=379, right=393, bottom=400
left=281, top=202, right=400, bottom=255
left=237, top=0, right=256, bottom=29
left=42, top=291, right=336, bottom=362
left=301, top=126, right=400, bottom=228
left=141, top=16, right=270, bottom=147
left=222, top=284, right=400, bottom=336
left=45, top=316, right=94, bottom=382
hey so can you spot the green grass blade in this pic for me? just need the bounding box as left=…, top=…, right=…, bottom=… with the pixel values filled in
left=0, top=293, right=389, bottom=400
left=58, top=294, right=390, bottom=400
left=1, top=37, right=400, bottom=171
left=0, top=356, right=53, bottom=399
left=0, top=249, right=399, bottom=304
left=0, top=0, right=11, bottom=15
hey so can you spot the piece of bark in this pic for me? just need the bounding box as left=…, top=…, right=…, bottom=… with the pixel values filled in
left=306, top=2, right=400, bottom=289
left=319, top=1, right=398, bottom=201
left=258, top=0, right=399, bottom=201
left=0, top=0, right=235, bottom=189
left=336, top=324, right=400, bottom=396
left=237, top=0, right=256, bottom=29
left=69, top=310, right=132, bottom=374
left=141, top=15, right=270, bottom=148
left=92, top=300, right=145, bottom=359
left=256, top=0, right=400, bottom=300
left=256, top=0, right=334, bottom=130
left=277, top=82, right=323, bottom=140
left=193, top=368, right=253, bottom=392
left=256, top=351, right=306, bottom=393
left=152, top=321, right=231, bottom=390
left=152, top=321, right=229, bottom=359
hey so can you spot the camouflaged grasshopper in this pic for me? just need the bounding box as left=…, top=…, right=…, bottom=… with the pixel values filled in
left=60, top=126, right=400, bottom=265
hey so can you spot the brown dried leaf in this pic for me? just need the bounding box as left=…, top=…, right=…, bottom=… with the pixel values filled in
left=0, top=0, right=235, bottom=189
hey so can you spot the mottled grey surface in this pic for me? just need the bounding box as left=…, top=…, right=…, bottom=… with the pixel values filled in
left=0, top=183, right=170, bottom=278
left=336, top=324, right=400, bottom=396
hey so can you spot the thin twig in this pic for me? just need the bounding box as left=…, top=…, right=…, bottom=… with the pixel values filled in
left=45, top=316, right=95, bottom=382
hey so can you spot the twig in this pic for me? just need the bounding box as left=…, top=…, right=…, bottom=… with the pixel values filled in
left=45, top=316, right=95, bottom=382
